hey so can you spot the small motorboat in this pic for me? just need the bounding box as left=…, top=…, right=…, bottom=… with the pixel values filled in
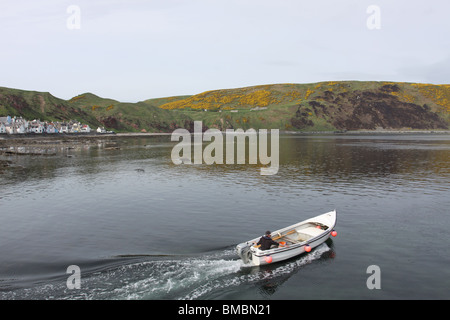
left=236, top=210, right=337, bottom=266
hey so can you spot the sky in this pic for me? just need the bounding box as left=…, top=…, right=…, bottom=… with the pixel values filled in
left=0, top=0, right=449, bottom=102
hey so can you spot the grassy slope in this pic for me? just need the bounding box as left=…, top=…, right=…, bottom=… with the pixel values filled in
left=66, top=93, right=193, bottom=132
left=1, top=81, right=449, bottom=132
left=157, top=81, right=450, bottom=131
left=142, top=95, right=192, bottom=108
left=0, top=87, right=102, bottom=127
left=0, top=89, right=192, bottom=132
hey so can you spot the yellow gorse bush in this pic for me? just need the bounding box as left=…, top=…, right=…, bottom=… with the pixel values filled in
left=68, top=95, right=85, bottom=103
left=413, top=84, right=450, bottom=113
left=238, top=90, right=278, bottom=107
left=390, top=91, right=415, bottom=103
left=304, top=89, right=314, bottom=100
left=159, top=89, right=281, bottom=110
left=157, top=82, right=450, bottom=115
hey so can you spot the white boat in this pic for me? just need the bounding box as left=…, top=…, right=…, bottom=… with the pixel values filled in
left=236, top=210, right=337, bottom=266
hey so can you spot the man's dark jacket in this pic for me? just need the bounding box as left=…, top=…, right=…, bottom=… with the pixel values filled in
left=257, top=236, right=279, bottom=250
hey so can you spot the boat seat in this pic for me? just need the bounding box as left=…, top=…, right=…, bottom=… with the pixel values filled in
left=295, top=227, right=324, bottom=241
left=283, top=235, right=300, bottom=244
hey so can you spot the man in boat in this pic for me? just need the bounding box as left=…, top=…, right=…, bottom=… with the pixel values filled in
left=256, top=231, right=279, bottom=250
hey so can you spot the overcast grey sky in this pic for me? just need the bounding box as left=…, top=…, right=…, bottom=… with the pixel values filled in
left=0, top=0, right=449, bottom=102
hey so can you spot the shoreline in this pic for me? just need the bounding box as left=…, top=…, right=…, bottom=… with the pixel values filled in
left=0, top=132, right=171, bottom=140
left=0, top=132, right=173, bottom=154
left=1, top=129, right=450, bottom=141
left=1, top=130, right=449, bottom=157
left=284, top=129, right=450, bottom=135
left=1, top=129, right=450, bottom=142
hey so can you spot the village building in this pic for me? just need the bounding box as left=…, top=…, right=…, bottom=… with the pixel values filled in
left=4, top=116, right=28, bottom=134
left=70, top=121, right=81, bottom=133
left=0, top=115, right=94, bottom=135
left=0, top=116, right=10, bottom=125
left=81, top=124, right=91, bottom=133
left=29, top=120, right=44, bottom=133
left=59, top=123, right=69, bottom=134
left=46, top=123, right=58, bottom=134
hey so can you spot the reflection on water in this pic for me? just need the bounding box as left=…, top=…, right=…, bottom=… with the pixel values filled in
left=2, top=134, right=448, bottom=190
left=0, top=133, right=449, bottom=299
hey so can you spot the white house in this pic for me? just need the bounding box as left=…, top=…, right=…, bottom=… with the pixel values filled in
left=70, top=122, right=80, bottom=133
left=7, top=117, right=28, bottom=134
left=46, top=123, right=57, bottom=134
left=0, top=123, right=6, bottom=134
left=81, top=124, right=91, bottom=133
left=29, top=121, right=43, bottom=133
left=60, top=123, right=69, bottom=133
left=14, top=123, right=27, bottom=134
left=97, top=127, right=106, bottom=133
left=5, top=124, right=12, bottom=134
left=6, top=122, right=27, bottom=134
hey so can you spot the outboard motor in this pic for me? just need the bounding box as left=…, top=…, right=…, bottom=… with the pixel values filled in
left=236, top=242, right=253, bottom=264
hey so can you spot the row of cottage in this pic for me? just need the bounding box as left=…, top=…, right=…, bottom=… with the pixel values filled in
left=0, top=116, right=106, bottom=134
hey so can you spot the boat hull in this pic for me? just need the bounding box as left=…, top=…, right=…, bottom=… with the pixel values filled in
left=236, top=210, right=337, bottom=266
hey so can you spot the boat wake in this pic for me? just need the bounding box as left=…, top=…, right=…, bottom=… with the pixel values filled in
left=182, top=243, right=332, bottom=300
left=0, top=244, right=331, bottom=300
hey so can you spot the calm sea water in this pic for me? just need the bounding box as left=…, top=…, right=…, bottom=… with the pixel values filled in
left=0, top=133, right=449, bottom=300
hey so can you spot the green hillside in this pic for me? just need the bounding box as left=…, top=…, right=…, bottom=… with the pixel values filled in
left=157, top=81, right=450, bottom=131
left=0, top=87, right=102, bottom=127
left=1, top=81, right=449, bottom=132
left=68, top=93, right=192, bottom=132
left=0, top=88, right=192, bottom=132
